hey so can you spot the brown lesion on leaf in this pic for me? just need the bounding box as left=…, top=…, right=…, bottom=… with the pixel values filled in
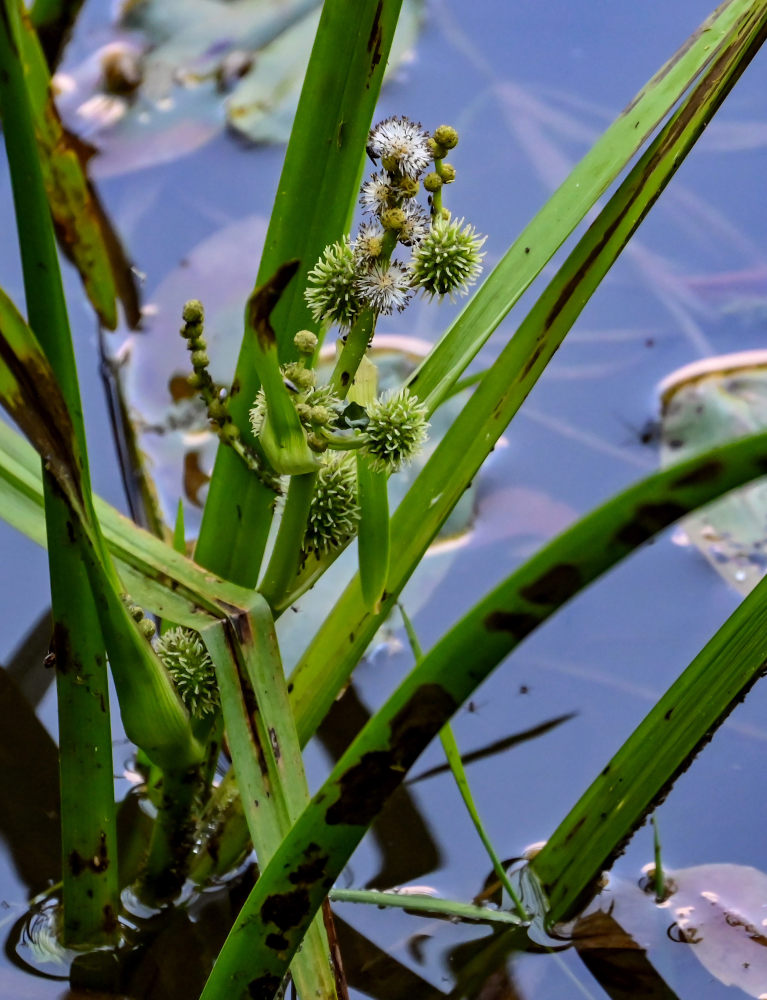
left=519, top=563, right=583, bottom=605
left=260, top=887, right=311, bottom=932
left=484, top=610, right=541, bottom=639
left=246, top=260, right=301, bottom=351
left=366, top=1, right=384, bottom=80
left=247, top=973, right=284, bottom=1000
left=325, top=685, right=458, bottom=827
left=614, top=500, right=689, bottom=547
left=669, top=459, right=724, bottom=489
left=288, top=842, right=329, bottom=885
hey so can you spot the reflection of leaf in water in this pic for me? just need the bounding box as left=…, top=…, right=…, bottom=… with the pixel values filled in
left=406, top=712, right=576, bottom=785
left=321, top=684, right=442, bottom=890
left=572, top=909, right=680, bottom=1000
left=659, top=351, right=767, bottom=595
left=56, top=0, right=424, bottom=176
left=664, top=863, right=767, bottom=997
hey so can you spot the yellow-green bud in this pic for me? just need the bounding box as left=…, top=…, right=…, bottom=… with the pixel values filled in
left=208, top=398, right=227, bottom=422
left=423, top=172, right=443, bottom=192
left=222, top=422, right=240, bottom=442
left=308, top=405, right=332, bottom=426
left=380, top=154, right=400, bottom=173
left=182, top=300, right=204, bottom=324
left=433, top=125, right=458, bottom=149
left=427, top=137, right=447, bottom=160
left=128, top=603, right=144, bottom=621
left=380, top=207, right=407, bottom=231
left=283, top=363, right=316, bottom=391
left=188, top=372, right=204, bottom=389
left=191, top=350, right=209, bottom=370
left=397, top=176, right=419, bottom=199
left=439, top=163, right=456, bottom=184
left=294, top=329, right=318, bottom=355
left=139, top=619, right=156, bottom=639
left=307, top=432, right=329, bottom=453
left=296, top=402, right=312, bottom=421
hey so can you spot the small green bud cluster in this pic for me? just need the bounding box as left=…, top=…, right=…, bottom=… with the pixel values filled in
left=250, top=360, right=341, bottom=455
left=123, top=596, right=156, bottom=639
left=302, top=456, right=360, bottom=559
left=179, top=301, right=281, bottom=491
left=155, top=627, right=220, bottom=719
left=305, top=117, right=484, bottom=328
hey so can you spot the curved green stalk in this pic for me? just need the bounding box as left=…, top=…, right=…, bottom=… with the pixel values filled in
left=356, top=456, right=389, bottom=613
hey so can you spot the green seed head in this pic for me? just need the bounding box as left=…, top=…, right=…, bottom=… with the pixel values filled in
left=191, top=350, right=209, bottom=370
left=362, top=388, right=429, bottom=473
left=155, top=627, right=220, bottom=719
left=305, top=241, right=362, bottom=329
left=423, top=171, right=443, bottom=192
left=303, top=456, right=359, bottom=556
left=410, top=217, right=486, bottom=300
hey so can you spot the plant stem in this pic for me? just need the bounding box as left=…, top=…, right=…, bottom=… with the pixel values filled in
left=0, top=0, right=119, bottom=945
left=329, top=888, right=522, bottom=925
left=259, top=472, right=317, bottom=607
left=330, top=310, right=376, bottom=397
left=652, top=814, right=665, bottom=903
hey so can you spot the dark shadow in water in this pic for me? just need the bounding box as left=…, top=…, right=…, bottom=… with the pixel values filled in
left=0, top=661, right=60, bottom=893
left=4, top=610, right=54, bottom=710
left=334, top=914, right=447, bottom=1000
left=406, top=712, right=577, bottom=784
left=572, top=909, right=681, bottom=1000
left=320, top=683, right=443, bottom=889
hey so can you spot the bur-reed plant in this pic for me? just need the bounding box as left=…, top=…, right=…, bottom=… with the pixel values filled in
left=1, top=0, right=767, bottom=997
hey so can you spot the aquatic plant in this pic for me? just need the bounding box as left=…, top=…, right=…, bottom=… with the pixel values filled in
left=1, top=0, right=767, bottom=998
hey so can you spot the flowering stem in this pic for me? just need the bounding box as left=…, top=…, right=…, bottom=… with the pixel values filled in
left=430, top=157, right=444, bottom=218
left=259, top=472, right=318, bottom=609
left=329, top=308, right=376, bottom=397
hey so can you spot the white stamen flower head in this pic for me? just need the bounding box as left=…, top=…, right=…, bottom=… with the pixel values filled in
left=303, top=456, right=359, bottom=557
left=397, top=201, right=430, bottom=247
left=355, top=260, right=412, bottom=315
left=360, top=172, right=395, bottom=215
left=368, top=116, right=431, bottom=178
left=353, top=221, right=385, bottom=264
left=362, top=388, right=429, bottom=473
left=410, top=217, right=486, bottom=300
left=305, top=240, right=362, bottom=328
left=156, top=627, right=219, bottom=719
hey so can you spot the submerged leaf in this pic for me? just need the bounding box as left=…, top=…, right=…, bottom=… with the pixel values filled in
left=56, top=0, right=424, bottom=173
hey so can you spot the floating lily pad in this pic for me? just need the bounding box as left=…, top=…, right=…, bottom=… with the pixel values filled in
left=658, top=351, right=767, bottom=595
left=56, top=0, right=424, bottom=176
